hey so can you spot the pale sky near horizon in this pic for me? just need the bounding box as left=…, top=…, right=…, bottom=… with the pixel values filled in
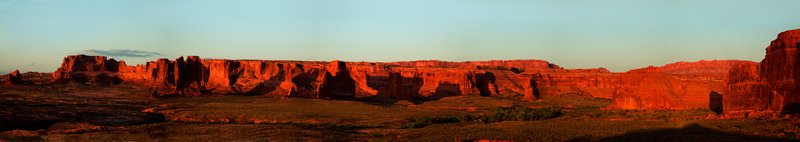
left=1, top=0, right=800, bottom=73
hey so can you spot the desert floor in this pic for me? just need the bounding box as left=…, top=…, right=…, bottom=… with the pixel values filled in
left=1, top=83, right=798, bottom=141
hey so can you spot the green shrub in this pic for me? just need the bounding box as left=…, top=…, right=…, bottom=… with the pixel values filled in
left=485, top=106, right=562, bottom=122
left=400, top=116, right=461, bottom=129
left=400, top=107, right=562, bottom=128
left=400, top=121, right=429, bottom=129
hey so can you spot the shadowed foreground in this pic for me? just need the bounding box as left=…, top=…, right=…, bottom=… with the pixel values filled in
left=1, top=84, right=798, bottom=141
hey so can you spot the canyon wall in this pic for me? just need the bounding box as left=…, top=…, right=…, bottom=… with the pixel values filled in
left=51, top=55, right=122, bottom=85
left=530, top=68, right=619, bottom=99
left=387, top=60, right=561, bottom=71
left=8, top=28, right=800, bottom=113
left=36, top=52, right=754, bottom=110
left=606, top=60, right=753, bottom=110
left=50, top=56, right=560, bottom=100
left=724, top=29, right=800, bottom=115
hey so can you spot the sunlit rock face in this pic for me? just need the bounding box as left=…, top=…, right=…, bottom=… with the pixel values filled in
left=530, top=68, right=619, bottom=99
left=605, top=60, right=753, bottom=110
left=44, top=50, right=753, bottom=107
left=51, top=55, right=122, bottom=85
left=724, top=29, right=800, bottom=115
left=608, top=66, right=712, bottom=110
left=47, top=56, right=563, bottom=100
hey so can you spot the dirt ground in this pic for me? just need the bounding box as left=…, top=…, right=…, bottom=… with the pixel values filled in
left=1, top=84, right=798, bottom=141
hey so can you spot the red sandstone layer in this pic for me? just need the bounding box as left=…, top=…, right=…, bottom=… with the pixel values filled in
left=724, top=29, right=800, bottom=115
left=32, top=53, right=751, bottom=110
left=12, top=28, right=800, bottom=113
left=46, top=56, right=565, bottom=101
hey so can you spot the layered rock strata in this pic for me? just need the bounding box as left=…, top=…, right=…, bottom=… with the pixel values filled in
left=606, top=60, right=754, bottom=110
left=41, top=53, right=751, bottom=109
left=724, top=29, right=800, bottom=115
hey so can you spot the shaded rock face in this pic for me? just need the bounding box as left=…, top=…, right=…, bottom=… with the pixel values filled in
left=1, top=71, right=51, bottom=85
left=352, top=67, right=496, bottom=101
left=482, top=70, right=540, bottom=101
left=318, top=60, right=357, bottom=99
left=53, top=55, right=106, bottom=80
left=9, top=70, right=22, bottom=84
left=724, top=29, right=800, bottom=114
left=175, top=56, right=205, bottom=94
left=153, top=58, right=175, bottom=85
left=411, top=69, right=481, bottom=98
left=3, top=70, right=23, bottom=85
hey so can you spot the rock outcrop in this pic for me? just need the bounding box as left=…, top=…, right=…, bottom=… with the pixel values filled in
left=318, top=60, right=357, bottom=99
left=530, top=68, right=619, bottom=99
left=51, top=55, right=122, bottom=85
left=388, top=60, right=561, bottom=71
left=1, top=71, right=51, bottom=85
left=44, top=51, right=757, bottom=108
left=9, top=70, right=22, bottom=83
left=608, top=66, right=712, bottom=110
left=49, top=55, right=525, bottom=100
left=2, top=70, right=23, bottom=85
left=724, top=29, right=800, bottom=115
left=605, top=60, right=754, bottom=110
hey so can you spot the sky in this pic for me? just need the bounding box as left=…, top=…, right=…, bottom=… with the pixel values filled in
left=1, top=0, right=800, bottom=73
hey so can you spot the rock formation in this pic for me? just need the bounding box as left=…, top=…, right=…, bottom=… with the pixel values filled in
left=43, top=51, right=757, bottom=108
left=51, top=55, right=122, bottom=85
left=608, top=66, right=712, bottom=110
left=724, top=29, right=800, bottom=115
left=9, top=70, right=22, bottom=84
left=318, top=60, right=357, bottom=99
left=606, top=60, right=754, bottom=110
left=388, top=60, right=561, bottom=71
left=1, top=71, right=51, bottom=85
left=48, top=55, right=537, bottom=100
left=530, top=68, right=619, bottom=99
left=662, top=60, right=752, bottom=78
left=2, top=70, right=23, bottom=85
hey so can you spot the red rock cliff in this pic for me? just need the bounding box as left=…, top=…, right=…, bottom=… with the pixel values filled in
left=47, top=53, right=758, bottom=106
left=52, top=55, right=119, bottom=81
left=724, top=29, right=800, bottom=115
left=388, top=60, right=561, bottom=70
left=607, top=66, right=711, bottom=110
left=317, top=60, right=357, bottom=99
left=530, top=68, right=619, bottom=99
left=607, top=60, right=754, bottom=110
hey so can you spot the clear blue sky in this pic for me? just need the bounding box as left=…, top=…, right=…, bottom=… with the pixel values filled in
left=1, top=0, right=799, bottom=73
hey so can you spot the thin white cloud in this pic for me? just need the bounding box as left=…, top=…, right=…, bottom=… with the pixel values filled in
left=83, top=49, right=162, bottom=58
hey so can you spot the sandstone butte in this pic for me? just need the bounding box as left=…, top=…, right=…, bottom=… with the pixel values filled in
left=4, top=29, right=799, bottom=116
left=45, top=55, right=562, bottom=100
left=2, top=70, right=23, bottom=85
left=5, top=54, right=747, bottom=109
left=724, top=29, right=800, bottom=116
left=605, top=59, right=753, bottom=110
